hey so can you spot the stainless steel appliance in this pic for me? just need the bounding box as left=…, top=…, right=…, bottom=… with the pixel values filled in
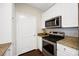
left=42, top=32, right=65, bottom=56
left=45, top=16, right=62, bottom=28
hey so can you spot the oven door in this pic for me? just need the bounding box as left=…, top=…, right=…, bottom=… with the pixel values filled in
left=42, top=39, right=57, bottom=56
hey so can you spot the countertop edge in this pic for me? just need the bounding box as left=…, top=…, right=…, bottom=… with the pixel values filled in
left=0, top=42, right=11, bottom=56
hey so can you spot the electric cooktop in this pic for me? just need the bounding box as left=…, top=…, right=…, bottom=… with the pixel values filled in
left=43, top=34, right=64, bottom=43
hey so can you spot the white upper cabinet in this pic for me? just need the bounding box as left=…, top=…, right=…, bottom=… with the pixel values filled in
left=41, top=3, right=78, bottom=28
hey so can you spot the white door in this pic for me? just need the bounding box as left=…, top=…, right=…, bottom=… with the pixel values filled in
left=16, top=14, right=37, bottom=55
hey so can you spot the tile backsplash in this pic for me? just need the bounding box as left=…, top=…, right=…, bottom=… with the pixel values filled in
left=45, top=28, right=78, bottom=37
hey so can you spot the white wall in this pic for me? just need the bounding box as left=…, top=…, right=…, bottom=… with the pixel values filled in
left=41, top=3, right=78, bottom=28
left=0, top=3, right=12, bottom=44
left=0, top=3, right=15, bottom=56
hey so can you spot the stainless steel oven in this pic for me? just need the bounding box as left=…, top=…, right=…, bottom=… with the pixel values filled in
left=42, top=39, right=57, bottom=56
left=42, top=32, right=65, bottom=56
left=45, top=16, right=62, bottom=28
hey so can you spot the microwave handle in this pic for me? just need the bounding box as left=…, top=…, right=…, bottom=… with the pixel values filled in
left=55, top=19, right=56, bottom=25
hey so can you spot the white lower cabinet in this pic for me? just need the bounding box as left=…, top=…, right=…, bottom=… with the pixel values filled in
left=57, top=43, right=78, bottom=56
left=37, top=37, right=42, bottom=51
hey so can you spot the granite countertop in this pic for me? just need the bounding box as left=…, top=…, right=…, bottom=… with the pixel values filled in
left=37, top=33, right=49, bottom=37
left=57, top=36, right=79, bottom=50
left=0, top=42, right=11, bottom=56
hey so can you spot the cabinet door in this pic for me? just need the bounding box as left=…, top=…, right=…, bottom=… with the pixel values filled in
left=57, top=43, right=65, bottom=52
left=37, top=37, right=42, bottom=51
left=62, top=4, right=78, bottom=27
left=57, top=43, right=65, bottom=56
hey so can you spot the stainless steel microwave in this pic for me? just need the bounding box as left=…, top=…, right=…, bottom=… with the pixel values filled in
left=45, top=16, right=62, bottom=28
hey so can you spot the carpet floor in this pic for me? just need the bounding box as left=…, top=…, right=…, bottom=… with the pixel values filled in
left=19, top=49, right=44, bottom=56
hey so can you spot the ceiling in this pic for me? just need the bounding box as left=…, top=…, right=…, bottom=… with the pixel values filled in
left=27, top=3, right=55, bottom=12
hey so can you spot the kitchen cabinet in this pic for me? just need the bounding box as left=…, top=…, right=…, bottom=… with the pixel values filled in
left=37, top=36, right=42, bottom=51
left=57, top=43, right=78, bottom=56
left=41, top=3, right=78, bottom=28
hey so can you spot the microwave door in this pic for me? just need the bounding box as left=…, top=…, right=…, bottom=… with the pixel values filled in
left=51, top=19, right=55, bottom=26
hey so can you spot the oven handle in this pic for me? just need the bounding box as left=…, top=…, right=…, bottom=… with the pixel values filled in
left=43, top=39, right=56, bottom=45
